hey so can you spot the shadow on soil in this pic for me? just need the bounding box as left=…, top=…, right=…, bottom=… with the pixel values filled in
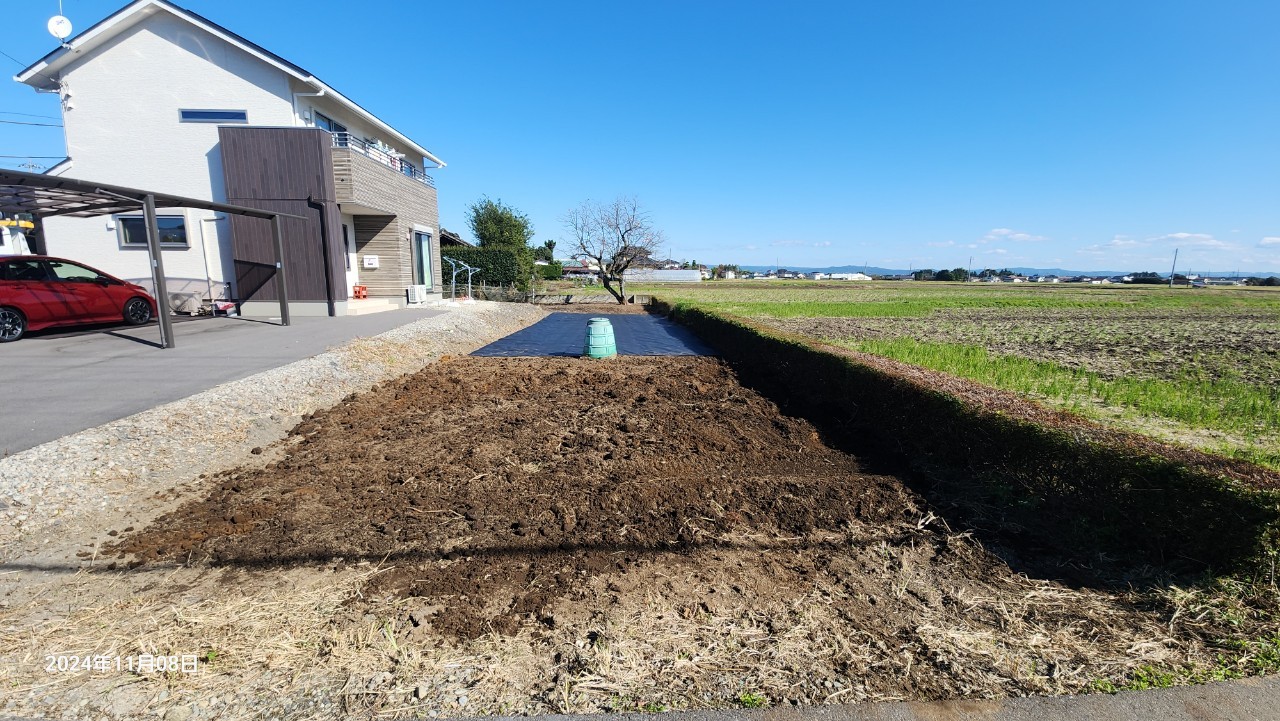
left=658, top=303, right=1280, bottom=592
left=9, top=534, right=899, bottom=576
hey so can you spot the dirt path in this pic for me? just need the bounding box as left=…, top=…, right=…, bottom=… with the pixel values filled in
left=1, top=354, right=1255, bottom=720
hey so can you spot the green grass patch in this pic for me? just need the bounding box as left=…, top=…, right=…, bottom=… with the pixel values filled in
left=632, top=281, right=1280, bottom=318
left=839, top=337, right=1279, bottom=442
left=1093, top=635, right=1280, bottom=694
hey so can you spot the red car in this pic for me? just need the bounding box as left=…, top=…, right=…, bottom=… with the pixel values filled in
left=0, top=255, right=157, bottom=342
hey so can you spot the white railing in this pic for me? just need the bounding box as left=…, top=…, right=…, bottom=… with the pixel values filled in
left=330, top=132, right=435, bottom=188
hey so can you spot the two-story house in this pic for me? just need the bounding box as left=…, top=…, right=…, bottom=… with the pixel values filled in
left=14, top=0, right=445, bottom=316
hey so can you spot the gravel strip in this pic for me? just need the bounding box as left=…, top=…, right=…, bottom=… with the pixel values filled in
left=0, top=302, right=543, bottom=554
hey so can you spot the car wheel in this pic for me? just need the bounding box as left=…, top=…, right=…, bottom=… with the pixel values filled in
left=0, top=307, right=25, bottom=342
left=123, top=297, right=153, bottom=325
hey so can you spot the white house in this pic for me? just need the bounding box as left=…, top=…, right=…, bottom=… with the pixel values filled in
left=14, top=0, right=445, bottom=316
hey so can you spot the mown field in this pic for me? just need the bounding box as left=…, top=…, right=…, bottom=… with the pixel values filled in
left=631, top=281, right=1280, bottom=470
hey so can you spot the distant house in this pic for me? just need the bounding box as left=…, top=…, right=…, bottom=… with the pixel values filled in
left=622, top=268, right=702, bottom=283
left=440, top=228, right=473, bottom=248
left=828, top=272, right=872, bottom=281
left=15, top=0, right=445, bottom=315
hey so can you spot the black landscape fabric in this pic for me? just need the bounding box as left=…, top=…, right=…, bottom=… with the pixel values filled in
left=471, top=312, right=716, bottom=357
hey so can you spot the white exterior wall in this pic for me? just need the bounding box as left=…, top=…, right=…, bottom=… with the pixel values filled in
left=42, top=11, right=295, bottom=291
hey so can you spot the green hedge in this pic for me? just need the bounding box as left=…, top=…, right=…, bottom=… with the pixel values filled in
left=441, top=246, right=527, bottom=287
left=536, top=261, right=564, bottom=280
left=655, top=300, right=1280, bottom=580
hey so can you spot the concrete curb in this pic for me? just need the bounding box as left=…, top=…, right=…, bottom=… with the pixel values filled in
left=476, top=675, right=1280, bottom=721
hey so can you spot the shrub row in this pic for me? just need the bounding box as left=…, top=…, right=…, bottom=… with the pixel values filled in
left=656, top=300, right=1280, bottom=579
left=441, top=247, right=525, bottom=286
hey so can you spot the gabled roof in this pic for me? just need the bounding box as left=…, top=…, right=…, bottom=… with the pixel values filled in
left=14, top=0, right=444, bottom=167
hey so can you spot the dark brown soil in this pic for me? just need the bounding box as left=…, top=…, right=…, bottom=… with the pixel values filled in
left=113, top=358, right=925, bottom=635
left=108, top=356, right=1230, bottom=705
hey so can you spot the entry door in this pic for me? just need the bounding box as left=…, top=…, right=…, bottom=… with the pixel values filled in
left=414, top=232, right=432, bottom=287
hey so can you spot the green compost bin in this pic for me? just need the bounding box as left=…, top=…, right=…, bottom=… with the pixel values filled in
left=583, top=317, right=617, bottom=359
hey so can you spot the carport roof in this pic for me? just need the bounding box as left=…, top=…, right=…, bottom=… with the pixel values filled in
left=0, top=168, right=298, bottom=220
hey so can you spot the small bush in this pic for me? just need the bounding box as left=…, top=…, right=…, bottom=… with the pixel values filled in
left=536, top=261, right=564, bottom=280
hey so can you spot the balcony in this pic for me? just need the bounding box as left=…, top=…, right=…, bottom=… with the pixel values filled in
left=330, top=133, right=438, bottom=217
left=330, top=132, right=434, bottom=188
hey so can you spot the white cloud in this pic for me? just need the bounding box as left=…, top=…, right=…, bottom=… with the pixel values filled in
left=927, top=240, right=955, bottom=248
left=1259, top=237, right=1280, bottom=247
left=770, top=239, right=807, bottom=247
left=985, top=248, right=1009, bottom=255
left=1147, top=232, right=1229, bottom=249
left=982, top=228, right=1047, bottom=243
left=812, top=241, right=832, bottom=247
left=1079, top=235, right=1145, bottom=255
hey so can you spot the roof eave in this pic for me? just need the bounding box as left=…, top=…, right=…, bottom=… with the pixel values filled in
left=16, top=0, right=159, bottom=87
left=311, top=80, right=446, bottom=168
left=15, top=0, right=445, bottom=168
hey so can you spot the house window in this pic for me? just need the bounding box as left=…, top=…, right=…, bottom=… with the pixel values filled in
left=179, top=109, right=248, bottom=123
left=314, top=111, right=347, bottom=134
left=118, top=215, right=189, bottom=248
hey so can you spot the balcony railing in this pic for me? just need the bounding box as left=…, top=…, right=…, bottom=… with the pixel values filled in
left=330, top=132, right=435, bottom=188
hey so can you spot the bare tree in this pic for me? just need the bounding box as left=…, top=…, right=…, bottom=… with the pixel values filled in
left=563, top=196, right=664, bottom=304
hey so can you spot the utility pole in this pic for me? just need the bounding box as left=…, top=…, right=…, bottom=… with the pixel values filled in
left=1169, top=248, right=1179, bottom=288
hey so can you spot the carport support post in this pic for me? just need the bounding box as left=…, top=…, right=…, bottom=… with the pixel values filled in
left=271, top=214, right=290, bottom=326
left=143, top=194, right=176, bottom=348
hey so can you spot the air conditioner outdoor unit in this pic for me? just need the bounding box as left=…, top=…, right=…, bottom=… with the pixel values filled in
left=405, top=284, right=428, bottom=304
left=168, top=291, right=202, bottom=315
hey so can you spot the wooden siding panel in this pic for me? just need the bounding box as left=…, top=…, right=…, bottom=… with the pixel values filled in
left=220, top=126, right=345, bottom=305
left=334, top=148, right=442, bottom=295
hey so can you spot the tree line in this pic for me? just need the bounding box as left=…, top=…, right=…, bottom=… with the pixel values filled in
left=443, top=195, right=662, bottom=304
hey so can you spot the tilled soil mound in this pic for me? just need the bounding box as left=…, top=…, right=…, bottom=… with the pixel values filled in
left=109, top=356, right=1214, bottom=708
left=115, top=358, right=921, bottom=631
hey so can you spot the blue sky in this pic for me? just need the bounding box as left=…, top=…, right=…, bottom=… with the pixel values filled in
left=3, top=0, right=1278, bottom=273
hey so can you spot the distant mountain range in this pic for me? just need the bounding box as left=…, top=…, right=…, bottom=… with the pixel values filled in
left=738, top=264, right=1280, bottom=278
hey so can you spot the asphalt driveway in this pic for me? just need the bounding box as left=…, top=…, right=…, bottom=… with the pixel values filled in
left=0, top=310, right=441, bottom=455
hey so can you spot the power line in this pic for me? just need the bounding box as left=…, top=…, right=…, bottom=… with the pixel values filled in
left=0, top=111, right=61, bottom=120
left=0, top=49, right=31, bottom=69
left=0, top=46, right=65, bottom=88
left=0, top=120, right=62, bottom=127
